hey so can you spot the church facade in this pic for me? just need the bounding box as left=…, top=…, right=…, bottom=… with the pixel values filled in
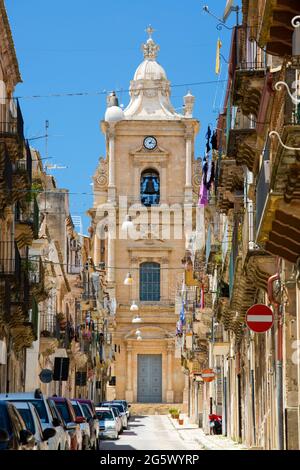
left=90, top=28, right=200, bottom=404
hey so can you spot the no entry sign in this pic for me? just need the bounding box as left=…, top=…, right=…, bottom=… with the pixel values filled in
left=246, top=304, right=274, bottom=333
left=201, top=369, right=215, bottom=383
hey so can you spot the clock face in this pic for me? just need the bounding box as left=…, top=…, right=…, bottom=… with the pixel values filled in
left=144, top=136, right=157, bottom=150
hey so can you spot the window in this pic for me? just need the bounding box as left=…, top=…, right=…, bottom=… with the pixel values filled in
left=140, top=169, right=160, bottom=206
left=139, top=262, right=160, bottom=301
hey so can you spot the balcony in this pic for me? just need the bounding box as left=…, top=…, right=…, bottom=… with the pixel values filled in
left=232, top=26, right=267, bottom=117
left=0, top=143, right=13, bottom=213
left=258, top=0, right=299, bottom=57
left=0, top=241, right=21, bottom=281
left=256, top=68, right=300, bottom=263
left=216, top=156, right=244, bottom=214
left=14, top=198, right=39, bottom=248
left=0, top=99, right=25, bottom=160
left=40, top=313, right=59, bottom=354
left=14, top=141, right=32, bottom=185
left=227, top=110, right=257, bottom=171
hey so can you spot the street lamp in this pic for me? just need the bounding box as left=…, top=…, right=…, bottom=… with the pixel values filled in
left=132, top=314, right=142, bottom=324
left=124, top=272, right=133, bottom=285
left=130, top=301, right=139, bottom=311
left=121, top=215, right=134, bottom=231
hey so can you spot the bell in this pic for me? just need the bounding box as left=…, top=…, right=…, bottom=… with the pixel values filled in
left=145, top=178, right=156, bottom=194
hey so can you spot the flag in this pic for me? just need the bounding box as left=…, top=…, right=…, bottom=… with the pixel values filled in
left=215, top=38, right=222, bottom=75
left=180, top=300, right=186, bottom=326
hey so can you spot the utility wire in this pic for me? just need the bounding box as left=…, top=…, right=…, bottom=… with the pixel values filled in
left=13, top=80, right=227, bottom=100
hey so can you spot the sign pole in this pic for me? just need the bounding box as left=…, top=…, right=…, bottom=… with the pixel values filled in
left=59, top=358, right=63, bottom=396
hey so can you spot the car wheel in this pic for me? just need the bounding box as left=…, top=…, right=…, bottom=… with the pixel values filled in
left=83, top=436, right=90, bottom=450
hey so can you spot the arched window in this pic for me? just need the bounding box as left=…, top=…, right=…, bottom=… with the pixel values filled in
left=140, top=169, right=160, bottom=207
left=139, top=262, right=160, bottom=301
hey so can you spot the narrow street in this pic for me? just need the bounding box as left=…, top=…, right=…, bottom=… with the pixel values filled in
left=99, top=415, right=201, bottom=451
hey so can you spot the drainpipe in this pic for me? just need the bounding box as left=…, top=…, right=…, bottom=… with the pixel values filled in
left=250, top=339, right=256, bottom=446
left=267, top=267, right=284, bottom=450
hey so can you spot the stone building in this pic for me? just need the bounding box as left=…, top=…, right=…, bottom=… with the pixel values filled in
left=89, top=28, right=200, bottom=405
left=182, top=0, right=300, bottom=450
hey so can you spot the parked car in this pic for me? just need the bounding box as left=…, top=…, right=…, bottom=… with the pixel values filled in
left=50, top=397, right=82, bottom=450
left=101, top=402, right=128, bottom=429
left=113, top=400, right=131, bottom=420
left=11, top=401, right=56, bottom=450
left=107, top=406, right=122, bottom=434
left=0, top=401, right=36, bottom=450
left=95, top=407, right=118, bottom=440
left=71, top=400, right=91, bottom=450
left=76, top=399, right=99, bottom=450
left=0, top=390, right=69, bottom=450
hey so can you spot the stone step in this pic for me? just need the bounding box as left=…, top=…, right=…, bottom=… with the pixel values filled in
left=130, top=403, right=184, bottom=416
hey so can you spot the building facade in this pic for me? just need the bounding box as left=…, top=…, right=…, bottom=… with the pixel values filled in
left=181, top=0, right=300, bottom=450
left=90, top=29, right=200, bottom=405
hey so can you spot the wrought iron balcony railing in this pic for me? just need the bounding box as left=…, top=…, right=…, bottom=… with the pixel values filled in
left=0, top=99, right=24, bottom=142
left=0, top=241, right=21, bottom=279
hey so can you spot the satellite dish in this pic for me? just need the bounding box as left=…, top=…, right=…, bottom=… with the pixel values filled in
left=223, top=0, right=234, bottom=21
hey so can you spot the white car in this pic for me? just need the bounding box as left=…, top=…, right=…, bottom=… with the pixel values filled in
left=71, top=400, right=91, bottom=450
left=11, top=401, right=56, bottom=450
left=95, top=407, right=118, bottom=440
left=101, top=402, right=128, bottom=430
left=0, top=389, right=70, bottom=450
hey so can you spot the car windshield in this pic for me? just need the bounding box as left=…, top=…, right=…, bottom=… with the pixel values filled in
left=111, top=408, right=120, bottom=416
left=72, top=403, right=83, bottom=417
left=17, top=409, right=35, bottom=435
left=26, top=400, right=49, bottom=424
left=105, top=403, right=124, bottom=413
left=96, top=410, right=114, bottom=421
left=55, top=402, right=72, bottom=424
left=81, top=404, right=92, bottom=419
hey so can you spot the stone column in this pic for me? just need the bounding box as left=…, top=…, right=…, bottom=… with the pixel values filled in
left=166, top=342, right=174, bottom=403
left=161, top=257, right=169, bottom=301
left=108, top=125, right=116, bottom=202
left=185, top=128, right=193, bottom=202
left=125, top=343, right=134, bottom=402
left=107, top=233, right=115, bottom=283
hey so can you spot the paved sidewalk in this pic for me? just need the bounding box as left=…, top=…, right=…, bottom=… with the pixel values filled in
left=168, top=415, right=248, bottom=450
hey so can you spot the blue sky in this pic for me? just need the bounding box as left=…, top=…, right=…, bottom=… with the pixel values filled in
left=6, top=0, right=239, bottom=232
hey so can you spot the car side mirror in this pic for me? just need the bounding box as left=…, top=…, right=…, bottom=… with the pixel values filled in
left=66, top=422, right=77, bottom=430
left=52, top=418, right=61, bottom=427
left=20, top=429, right=35, bottom=445
left=0, top=429, right=9, bottom=443
left=42, top=428, right=56, bottom=441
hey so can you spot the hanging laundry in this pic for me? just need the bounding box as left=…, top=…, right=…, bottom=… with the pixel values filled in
left=180, top=300, right=186, bottom=326
left=211, top=130, right=218, bottom=150
left=198, top=179, right=208, bottom=206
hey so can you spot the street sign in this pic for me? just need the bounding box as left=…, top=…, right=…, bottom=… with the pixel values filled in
left=201, top=368, right=215, bottom=383
left=39, top=369, right=53, bottom=383
left=246, top=304, right=274, bottom=333
left=53, top=357, right=70, bottom=381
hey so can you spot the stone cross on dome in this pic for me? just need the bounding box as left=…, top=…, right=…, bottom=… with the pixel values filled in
left=142, top=24, right=160, bottom=60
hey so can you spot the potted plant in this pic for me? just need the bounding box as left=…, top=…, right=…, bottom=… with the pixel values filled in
left=169, top=408, right=179, bottom=419
left=178, top=414, right=184, bottom=425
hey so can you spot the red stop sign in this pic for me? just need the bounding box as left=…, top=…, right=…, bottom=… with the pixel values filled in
left=246, top=304, right=274, bottom=333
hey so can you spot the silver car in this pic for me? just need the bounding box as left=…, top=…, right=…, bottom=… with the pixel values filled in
left=101, top=402, right=128, bottom=430
left=95, top=407, right=118, bottom=440
left=0, top=390, right=70, bottom=450
left=11, top=401, right=56, bottom=450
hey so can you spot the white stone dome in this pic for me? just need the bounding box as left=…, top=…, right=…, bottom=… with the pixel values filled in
left=134, top=59, right=167, bottom=81
left=104, top=105, right=124, bottom=122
